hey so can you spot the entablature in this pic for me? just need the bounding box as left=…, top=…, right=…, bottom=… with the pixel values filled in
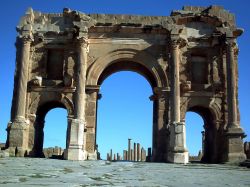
left=181, top=91, right=223, bottom=98
left=17, top=6, right=243, bottom=46
left=28, top=85, right=76, bottom=93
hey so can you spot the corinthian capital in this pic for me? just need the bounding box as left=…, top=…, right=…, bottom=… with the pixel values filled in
left=170, top=38, right=180, bottom=50
left=225, top=38, right=237, bottom=53
left=226, top=38, right=236, bottom=47
left=78, top=36, right=89, bottom=51
left=170, top=35, right=187, bottom=50
left=20, top=34, right=33, bottom=45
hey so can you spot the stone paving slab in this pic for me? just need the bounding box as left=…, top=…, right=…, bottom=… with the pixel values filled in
left=0, top=158, right=249, bottom=186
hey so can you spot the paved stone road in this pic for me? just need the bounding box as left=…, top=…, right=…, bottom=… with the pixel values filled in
left=0, top=158, right=249, bottom=186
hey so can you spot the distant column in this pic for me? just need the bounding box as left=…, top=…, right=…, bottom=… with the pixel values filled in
left=131, top=149, right=134, bottom=161
left=128, top=138, right=131, bottom=161
left=107, top=153, right=110, bottom=161
left=123, top=150, right=127, bottom=160
left=117, top=153, right=120, bottom=161
left=110, top=149, right=113, bottom=161
left=201, top=131, right=205, bottom=156
left=141, top=148, right=146, bottom=161
left=147, top=147, right=152, bottom=162
left=137, top=143, right=141, bottom=161
left=134, top=143, right=137, bottom=162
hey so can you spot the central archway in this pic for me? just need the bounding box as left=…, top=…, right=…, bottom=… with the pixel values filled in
left=95, top=60, right=157, bottom=161
left=85, top=49, right=169, bottom=161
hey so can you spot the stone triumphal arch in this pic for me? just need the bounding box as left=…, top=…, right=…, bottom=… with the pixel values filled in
left=6, top=6, right=246, bottom=163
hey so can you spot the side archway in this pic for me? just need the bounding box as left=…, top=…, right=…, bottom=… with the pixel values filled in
left=31, top=100, right=69, bottom=157
left=180, top=96, right=222, bottom=163
left=29, top=94, right=74, bottom=117
left=184, top=101, right=221, bottom=163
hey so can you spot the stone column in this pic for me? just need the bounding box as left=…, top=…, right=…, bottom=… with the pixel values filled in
left=8, top=36, right=32, bottom=156
left=226, top=39, right=238, bottom=128
left=131, top=149, right=134, bottom=161
left=85, top=86, right=100, bottom=160
left=201, top=131, right=205, bottom=156
left=141, top=148, right=146, bottom=161
left=151, top=87, right=169, bottom=162
left=75, top=38, right=88, bottom=121
left=117, top=153, right=120, bottom=161
left=224, top=38, right=246, bottom=162
left=107, top=153, right=110, bottom=161
left=64, top=38, right=88, bottom=160
left=134, top=143, right=137, bottom=162
left=123, top=150, right=127, bottom=160
left=110, top=149, right=113, bottom=161
left=128, top=138, right=131, bottom=161
left=170, top=38, right=180, bottom=123
left=137, top=143, right=141, bottom=161
left=168, top=37, right=188, bottom=164
left=147, top=147, right=152, bottom=162
left=14, top=37, right=32, bottom=121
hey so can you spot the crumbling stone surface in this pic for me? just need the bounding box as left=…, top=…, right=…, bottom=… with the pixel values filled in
left=0, top=143, right=5, bottom=150
left=0, top=150, right=9, bottom=158
left=43, top=146, right=63, bottom=158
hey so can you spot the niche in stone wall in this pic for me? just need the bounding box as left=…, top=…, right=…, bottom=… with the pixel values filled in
left=191, top=56, right=208, bottom=84
left=47, top=49, right=64, bottom=80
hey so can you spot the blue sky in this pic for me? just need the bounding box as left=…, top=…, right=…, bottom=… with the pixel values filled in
left=0, top=0, right=249, bottom=158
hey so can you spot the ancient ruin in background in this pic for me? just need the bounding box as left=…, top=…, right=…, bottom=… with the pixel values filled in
left=6, top=6, right=247, bottom=163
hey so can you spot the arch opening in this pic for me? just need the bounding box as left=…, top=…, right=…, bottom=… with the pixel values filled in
left=97, top=60, right=157, bottom=89
left=32, top=101, right=68, bottom=159
left=185, top=106, right=218, bottom=163
left=96, top=70, right=153, bottom=161
left=86, top=49, right=168, bottom=88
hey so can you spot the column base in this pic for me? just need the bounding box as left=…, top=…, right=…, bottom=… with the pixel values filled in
left=64, top=147, right=87, bottom=161
left=7, top=118, right=29, bottom=157
left=64, top=118, right=86, bottom=160
left=224, top=127, right=246, bottom=163
left=226, top=153, right=246, bottom=163
left=168, top=151, right=189, bottom=164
